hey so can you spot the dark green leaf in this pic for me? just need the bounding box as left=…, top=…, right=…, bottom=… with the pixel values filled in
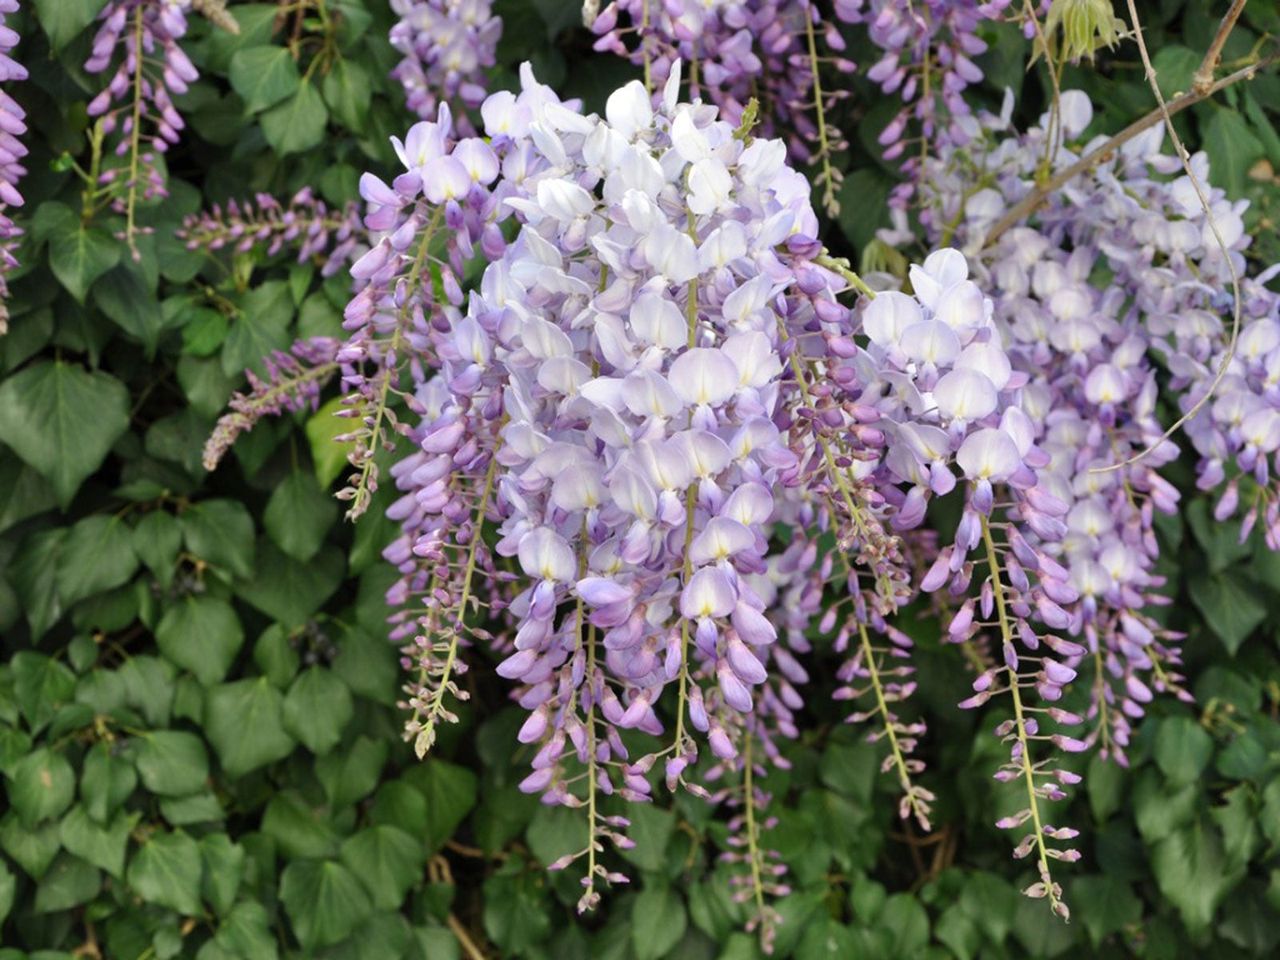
left=134, top=730, right=210, bottom=797
left=235, top=541, right=344, bottom=627
left=181, top=499, right=255, bottom=578
left=633, top=884, right=688, bottom=960
left=49, top=221, right=121, bottom=303
left=264, top=470, right=338, bottom=562
left=262, top=82, right=329, bottom=156
left=230, top=46, right=301, bottom=112
left=0, top=362, right=130, bottom=507
left=33, top=853, right=100, bottom=913
left=1188, top=574, right=1267, bottom=655
left=340, top=826, right=423, bottom=910
left=405, top=760, right=478, bottom=855
left=322, top=59, right=372, bottom=133
left=282, top=666, right=352, bottom=755
left=127, top=830, right=204, bottom=916
left=0, top=813, right=61, bottom=878
left=57, top=514, right=139, bottom=607
left=33, top=0, right=108, bottom=50
left=1153, top=716, right=1214, bottom=785
left=156, top=596, right=245, bottom=685
left=1151, top=821, right=1243, bottom=934
left=216, top=901, right=279, bottom=960
left=279, top=859, right=373, bottom=950
left=11, top=652, right=76, bottom=734
left=200, top=834, right=245, bottom=916
left=204, top=678, right=296, bottom=777
left=133, top=510, right=182, bottom=589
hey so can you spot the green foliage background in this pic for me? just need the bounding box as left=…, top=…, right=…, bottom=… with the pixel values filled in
left=1, top=1, right=1280, bottom=958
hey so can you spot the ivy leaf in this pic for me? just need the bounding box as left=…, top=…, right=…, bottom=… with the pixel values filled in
left=1071, top=875, right=1142, bottom=947
left=283, top=667, right=353, bottom=755
left=7, top=747, right=75, bottom=825
left=205, top=678, right=296, bottom=778
left=230, top=45, right=301, bottom=113
left=127, top=829, right=204, bottom=915
left=631, top=883, right=688, bottom=960
left=1204, top=108, right=1265, bottom=199
left=262, top=791, right=340, bottom=859
left=48, top=218, right=121, bottom=303
left=1154, top=717, right=1214, bottom=786
left=1188, top=574, right=1267, bottom=655
left=134, top=730, right=210, bottom=797
left=33, top=853, right=101, bottom=913
left=316, top=736, right=388, bottom=808
left=321, top=59, right=372, bottom=133
left=404, top=760, right=478, bottom=855
left=340, top=826, right=423, bottom=910
left=235, top=541, right=344, bottom=627
left=81, top=742, right=138, bottom=824
left=56, top=514, right=139, bottom=607
left=0, top=862, right=13, bottom=928
left=265, top=470, right=338, bottom=562
left=200, top=834, right=245, bottom=916
left=0, top=361, right=130, bottom=508
left=306, top=396, right=354, bottom=488
left=0, top=457, right=58, bottom=536
left=262, top=82, right=329, bottom=156
left=1151, top=820, right=1244, bottom=934
left=10, top=652, right=76, bottom=735
left=0, top=814, right=61, bottom=878
left=94, top=264, right=166, bottom=356
left=279, top=859, right=374, bottom=950
left=216, top=901, right=279, bottom=959
left=59, top=805, right=135, bottom=878
left=156, top=596, right=246, bottom=686
left=181, top=499, right=255, bottom=578
left=222, top=281, right=293, bottom=378
left=10, top=530, right=65, bottom=640
left=133, top=510, right=182, bottom=589
left=32, top=0, right=109, bottom=50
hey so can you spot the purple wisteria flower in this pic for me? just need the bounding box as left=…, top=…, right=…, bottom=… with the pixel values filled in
left=0, top=0, right=27, bottom=329
left=389, top=0, right=502, bottom=133
left=85, top=0, right=200, bottom=254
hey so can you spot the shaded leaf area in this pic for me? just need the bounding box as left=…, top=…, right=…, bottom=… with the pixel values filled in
left=2, top=1, right=1280, bottom=959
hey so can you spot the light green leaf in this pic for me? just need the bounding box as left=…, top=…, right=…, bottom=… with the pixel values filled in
left=282, top=667, right=352, bottom=755
left=404, top=760, right=478, bottom=855
left=49, top=219, right=121, bottom=303
left=34, top=853, right=100, bottom=913
left=156, top=596, right=245, bottom=686
left=316, top=736, right=388, bottom=808
left=262, top=82, right=329, bottom=156
left=205, top=678, right=296, bottom=777
left=7, top=747, right=75, bottom=825
left=127, top=830, right=204, bottom=916
left=81, top=743, right=138, bottom=824
left=56, top=514, right=139, bottom=607
left=33, top=0, right=109, bottom=49
left=340, top=826, right=423, bottom=910
left=200, top=834, right=245, bottom=916
left=279, top=859, right=374, bottom=950
left=1151, top=821, right=1244, bottom=934
left=305, top=397, right=354, bottom=489
left=216, top=901, right=279, bottom=960
left=59, top=805, right=135, bottom=878
left=134, top=730, right=210, bottom=797
left=1071, top=875, right=1141, bottom=947
left=10, top=651, right=76, bottom=734
left=0, top=361, right=130, bottom=507
left=262, top=791, right=340, bottom=860
left=230, top=46, right=301, bottom=112
left=265, top=470, right=338, bottom=562
left=0, top=813, right=61, bottom=878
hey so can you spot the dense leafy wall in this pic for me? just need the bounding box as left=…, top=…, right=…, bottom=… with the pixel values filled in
left=0, top=2, right=1279, bottom=959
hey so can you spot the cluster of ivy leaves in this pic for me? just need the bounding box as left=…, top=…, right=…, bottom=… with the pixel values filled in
left=1, top=1, right=1279, bottom=958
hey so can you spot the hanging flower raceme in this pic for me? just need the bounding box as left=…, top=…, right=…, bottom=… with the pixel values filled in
left=381, top=61, right=853, bottom=925
left=84, top=0, right=200, bottom=254
left=389, top=0, right=502, bottom=132
left=589, top=1, right=855, bottom=212
left=0, top=0, right=27, bottom=330
left=178, top=188, right=363, bottom=277
left=836, top=0, right=1011, bottom=206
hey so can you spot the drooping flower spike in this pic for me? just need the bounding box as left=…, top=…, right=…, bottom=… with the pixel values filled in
left=0, top=0, right=27, bottom=331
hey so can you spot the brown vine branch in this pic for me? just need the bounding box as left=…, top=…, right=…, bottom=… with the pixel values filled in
left=982, top=54, right=1275, bottom=248
left=1193, top=0, right=1248, bottom=93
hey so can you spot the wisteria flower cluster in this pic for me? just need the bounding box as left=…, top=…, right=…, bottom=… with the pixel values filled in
left=839, top=0, right=1012, bottom=206
left=84, top=0, right=199, bottom=253
left=178, top=188, right=362, bottom=278
left=0, top=0, right=26, bottom=330
left=389, top=0, right=502, bottom=132
left=590, top=1, right=855, bottom=211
